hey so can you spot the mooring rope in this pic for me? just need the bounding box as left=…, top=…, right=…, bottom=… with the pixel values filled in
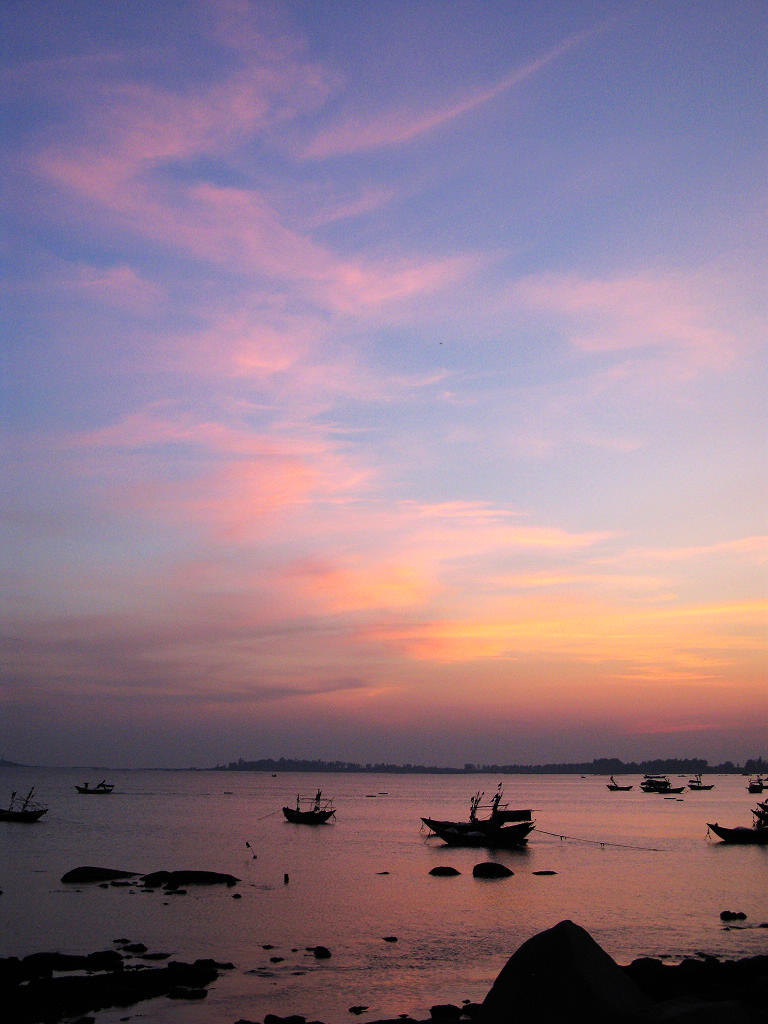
left=254, top=808, right=281, bottom=822
left=534, top=828, right=663, bottom=852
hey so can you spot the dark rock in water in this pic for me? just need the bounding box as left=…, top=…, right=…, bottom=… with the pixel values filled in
left=383, top=936, right=398, bottom=942
left=18, top=950, right=124, bottom=980
left=194, top=957, right=235, bottom=971
left=232, top=892, right=242, bottom=899
left=532, top=870, right=557, bottom=875
left=720, top=910, right=747, bottom=921
left=429, top=1003, right=461, bottom=1020
left=312, top=946, right=332, bottom=959
left=168, top=985, right=208, bottom=1000
left=265, top=1015, right=307, bottom=1024
left=140, top=870, right=239, bottom=888
left=61, top=867, right=137, bottom=884
left=625, top=950, right=768, bottom=1012
left=472, top=862, right=513, bottom=879
left=429, top=866, right=461, bottom=876
left=480, top=919, right=649, bottom=1024
left=349, top=1005, right=369, bottom=1014
left=122, top=943, right=148, bottom=955
left=3, top=954, right=220, bottom=1021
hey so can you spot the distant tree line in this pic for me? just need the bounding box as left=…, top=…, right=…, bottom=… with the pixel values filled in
left=213, top=755, right=766, bottom=775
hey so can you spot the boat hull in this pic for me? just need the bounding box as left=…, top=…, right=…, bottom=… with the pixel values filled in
left=641, top=784, right=685, bottom=794
left=606, top=785, right=633, bottom=791
left=707, top=822, right=768, bottom=845
left=426, top=820, right=534, bottom=849
left=75, top=786, right=114, bottom=794
left=0, top=808, right=47, bottom=823
left=282, top=806, right=335, bottom=824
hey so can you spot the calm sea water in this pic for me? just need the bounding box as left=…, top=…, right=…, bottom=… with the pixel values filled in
left=1, top=768, right=767, bottom=1023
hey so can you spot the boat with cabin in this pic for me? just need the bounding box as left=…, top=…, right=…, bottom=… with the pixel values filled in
left=746, top=776, right=765, bottom=794
left=282, top=790, right=336, bottom=824
left=640, top=774, right=685, bottom=794
left=421, top=785, right=535, bottom=848
left=0, top=788, right=48, bottom=823
left=75, top=780, right=114, bottom=794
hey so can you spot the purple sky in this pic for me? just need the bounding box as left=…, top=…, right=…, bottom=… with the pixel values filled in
left=2, top=1, right=766, bottom=768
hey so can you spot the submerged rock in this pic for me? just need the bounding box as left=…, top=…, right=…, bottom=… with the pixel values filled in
left=61, top=867, right=137, bottom=884
left=61, top=866, right=239, bottom=888
left=140, top=870, right=239, bottom=888
left=429, top=866, right=461, bottom=876
left=472, top=862, right=513, bottom=879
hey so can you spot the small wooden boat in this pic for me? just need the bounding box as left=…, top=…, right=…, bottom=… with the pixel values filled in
left=640, top=774, right=685, bottom=794
left=0, top=788, right=48, bottom=823
left=746, top=776, right=765, bottom=794
left=75, top=779, right=114, bottom=794
left=422, top=784, right=534, bottom=848
left=688, top=774, right=714, bottom=791
left=707, top=822, right=768, bottom=845
left=282, top=791, right=335, bottom=824
left=606, top=776, right=633, bottom=791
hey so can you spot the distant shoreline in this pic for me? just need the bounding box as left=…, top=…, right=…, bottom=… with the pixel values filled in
left=3, top=755, right=765, bottom=775
left=211, top=756, right=764, bottom=776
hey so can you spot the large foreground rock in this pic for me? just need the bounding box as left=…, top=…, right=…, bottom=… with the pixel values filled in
left=479, top=920, right=768, bottom=1024
left=480, top=919, right=649, bottom=1024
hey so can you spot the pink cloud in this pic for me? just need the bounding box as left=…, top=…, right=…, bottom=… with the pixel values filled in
left=510, top=271, right=738, bottom=374
left=68, top=264, right=165, bottom=309
left=300, top=33, right=591, bottom=159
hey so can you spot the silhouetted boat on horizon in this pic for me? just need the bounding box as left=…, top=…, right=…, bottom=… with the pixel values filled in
left=75, top=780, right=114, bottom=794
left=640, top=774, right=685, bottom=794
left=606, top=776, right=633, bottom=791
left=282, top=790, right=336, bottom=824
left=746, top=776, right=765, bottom=793
left=687, top=774, right=714, bottom=791
left=0, top=788, right=48, bottom=823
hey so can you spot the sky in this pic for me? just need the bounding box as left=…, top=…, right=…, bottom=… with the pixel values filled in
left=1, top=0, right=766, bottom=769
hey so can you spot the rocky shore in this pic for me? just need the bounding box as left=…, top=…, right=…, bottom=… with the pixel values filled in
left=3, top=919, right=767, bottom=1024
left=4, top=864, right=767, bottom=1024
